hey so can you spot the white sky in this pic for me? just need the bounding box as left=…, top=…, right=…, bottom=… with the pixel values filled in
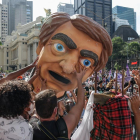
left=0, top=0, right=140, bottom=34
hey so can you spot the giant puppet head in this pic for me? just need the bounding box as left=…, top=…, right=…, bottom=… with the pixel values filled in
left=33, top=13, right=112, bottom=97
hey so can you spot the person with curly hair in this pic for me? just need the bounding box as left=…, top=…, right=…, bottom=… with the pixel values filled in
left=0, top=80, right=34, bottom=140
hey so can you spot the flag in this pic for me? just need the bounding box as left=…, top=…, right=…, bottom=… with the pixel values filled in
left=118, top=73, right=122, bottom=79
left=131, top=61, right=137, bottom=65
left=114, top=71, right=116, bottom=79
left=125, top=64, right=131, bottom=82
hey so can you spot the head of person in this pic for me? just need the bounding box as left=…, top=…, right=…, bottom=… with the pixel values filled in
left=106, top=79, right=114, bottom=89
left=82, top=82, right=86, bottom=88
left=0, top=80, right=33, bottom=119
left=33, top=12, right=112, bottom=94
left=98, top=80, right=103, bottom=86
left=65, top=99, right=74, bottom=113
left=35, top=89, right=57, bottom=119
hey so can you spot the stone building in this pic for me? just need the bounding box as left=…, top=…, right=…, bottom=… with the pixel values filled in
left=0, top=16, right=42, bottom=71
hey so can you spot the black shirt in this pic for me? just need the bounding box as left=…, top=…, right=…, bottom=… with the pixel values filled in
left=30, top=117, right=60, bottom=140
left=97, top=86, right=106, bottom=93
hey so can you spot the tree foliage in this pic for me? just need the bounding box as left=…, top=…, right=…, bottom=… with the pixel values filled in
left=111, top=37, right=140, bottom=60
left=111, top=37, right=126, bottom=60
left=114, top=62, right=121, bottom=70
left=107, top=37, right=140, bottom=70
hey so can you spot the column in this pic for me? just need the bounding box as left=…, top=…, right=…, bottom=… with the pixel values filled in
left=28, top=45, right=31, bottom=65
left=33, top=42, right=37, bottom=61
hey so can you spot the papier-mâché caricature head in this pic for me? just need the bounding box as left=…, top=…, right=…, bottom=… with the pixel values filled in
left=33, top=13, right=113, bottom=97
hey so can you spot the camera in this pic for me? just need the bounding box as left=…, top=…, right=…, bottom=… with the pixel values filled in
left=130, top=78, right=136, bottom=85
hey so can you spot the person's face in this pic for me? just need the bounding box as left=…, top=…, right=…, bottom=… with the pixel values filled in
left=100, top=83, right=102, bottom=87
left=36, top=21, right=103, bottom=93
left=82, top=84, right=86, bottom=88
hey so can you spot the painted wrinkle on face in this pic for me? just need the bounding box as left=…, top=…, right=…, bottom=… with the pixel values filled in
left=36, top=23, right=102, bottom=92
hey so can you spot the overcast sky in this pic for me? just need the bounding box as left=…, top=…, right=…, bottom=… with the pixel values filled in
left=0, top=0, right=140, bottom=34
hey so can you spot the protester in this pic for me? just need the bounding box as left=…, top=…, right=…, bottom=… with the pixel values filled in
left=0, top=80, right=33, bottom=140
left=29, top=66, right=86, bottom=140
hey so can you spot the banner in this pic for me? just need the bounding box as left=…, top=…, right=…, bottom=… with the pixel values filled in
left=131, top=61, right=137, bottom=65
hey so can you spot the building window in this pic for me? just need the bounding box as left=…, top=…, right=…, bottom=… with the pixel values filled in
left=27, top=11, right=30, bottom=15
left=7, top=52, right=8, bottom=57
left=27, top=9, right=31, bottom=12
left=7, top=59, right=8, bottom=64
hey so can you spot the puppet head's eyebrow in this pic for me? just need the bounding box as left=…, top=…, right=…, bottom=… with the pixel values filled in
left=51, top=33, right=77, bottom=49
left=80, top=50, right=98, bottom=66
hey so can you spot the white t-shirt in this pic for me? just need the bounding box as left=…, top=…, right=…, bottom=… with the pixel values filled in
left=0, top=116, right=33, bottom=140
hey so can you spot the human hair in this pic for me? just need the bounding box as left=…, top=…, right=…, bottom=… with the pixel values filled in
left=39, top=12, right=112, bottom=72
left=0, top=80, right=32, bottom=119
left=35, top=89, right=57, bottom=118
left=124, top=82, right=129, bottom=88
left=106, top=79, right=114, bottom=89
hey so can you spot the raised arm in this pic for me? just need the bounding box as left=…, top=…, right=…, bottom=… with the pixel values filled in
left=123, top=81, right=131, bottom=95
left=130, top=94, right=140, bottom=139
left=63, top=66, right=86, bottom=138
left=132, top=70, right=140, bottom=96
left=28, top=66, right=40, bottom=85
left=0, top=57, right=38, bottom=84
left=70, top=90, right=77, bottom=103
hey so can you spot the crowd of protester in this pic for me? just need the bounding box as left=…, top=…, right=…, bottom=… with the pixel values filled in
left=0, top=59, right=140, bottom=140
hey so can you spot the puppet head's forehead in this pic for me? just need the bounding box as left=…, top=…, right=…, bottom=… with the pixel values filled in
left=48, top=21, right=103, bottom=62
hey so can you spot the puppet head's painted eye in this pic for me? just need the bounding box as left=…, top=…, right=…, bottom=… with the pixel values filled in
left=54, top=43, right=65, bottom=52
left=80, top=59, right=91, bottom=68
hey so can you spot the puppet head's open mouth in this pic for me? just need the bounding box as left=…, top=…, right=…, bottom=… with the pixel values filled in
left=49, top=70, right=71, bottom=84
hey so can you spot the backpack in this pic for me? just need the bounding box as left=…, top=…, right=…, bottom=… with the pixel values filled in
left=38, top=117, right=69, bottom=140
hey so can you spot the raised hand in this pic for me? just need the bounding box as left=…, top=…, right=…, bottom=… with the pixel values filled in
left=129, top=94, right=140, bottom=139
left=76, top=65, right=86, bottom=82
left=39, top=77, right=47, bottom=91
left=58, top=101, right=66, bottom=116
left=129, top=94, right=140, bottom=114
left=132, top=70, right=140, bottom=86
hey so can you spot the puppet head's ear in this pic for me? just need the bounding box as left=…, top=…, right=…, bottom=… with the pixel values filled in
left=36, top=41, right=44, bottom=55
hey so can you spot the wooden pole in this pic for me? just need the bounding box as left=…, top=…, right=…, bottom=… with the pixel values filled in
left=122, top=69, right=124, bottom=96
left=115, top=70, right=118, bottom=94
left=95, top=72, right=97, bottom=93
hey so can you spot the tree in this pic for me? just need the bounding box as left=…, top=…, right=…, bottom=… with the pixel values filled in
left=111, top=37, right=126, bottom=60
left=122, top=42, right=140, bottom=58
left=114, top=62, right=121, bottom=70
